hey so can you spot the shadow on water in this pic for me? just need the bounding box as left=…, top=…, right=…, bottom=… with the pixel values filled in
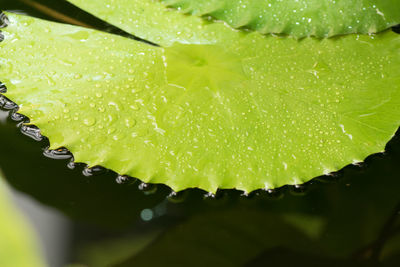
left=0, top=0, right=400, bottom=266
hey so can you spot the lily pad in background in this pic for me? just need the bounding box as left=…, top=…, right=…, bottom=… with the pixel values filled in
left=161, top=0, right=400, bottom=38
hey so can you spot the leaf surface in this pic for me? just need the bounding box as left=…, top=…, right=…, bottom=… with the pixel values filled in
left=69, top=0, right=400, bottom=39
left=161, top=0, right=400, bottom=38
left=69, top=0, right=237, bottom=47
left=1, top=11, right=400, bottom=192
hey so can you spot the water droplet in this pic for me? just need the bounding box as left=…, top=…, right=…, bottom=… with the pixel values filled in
left=67, top=159, right=76, bottom=169
left=107, top=128, right=116, bottom=134
left=0, top=13, right=10, bottom=28
left=20, top=125, right=43, bottom=141
left=10, top=112, right=27, bottom=122
left=138, top=182, right=157, bottom=195
left=108, top=101, right=120, bottom=111
left=83, top=117, right=96, bottom=126
left=82, top=166, right=107, bottom=176
left=125, top=119, right=136, bottom=128
left=115, top=175, right=136, bottom=185
left=0, top=95, right=18, bottom=110
left=203, top=192, right=216, bottom=199
left=129, top=104, right=140, bottom=111
left=0, top=83, right=7, bottom=93
left=43, top=147, right=72, bottom=160
left=167, top=190, right=188, bottom=203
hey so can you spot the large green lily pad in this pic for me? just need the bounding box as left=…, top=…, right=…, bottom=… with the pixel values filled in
left=1, top=3, right=400, bottom=193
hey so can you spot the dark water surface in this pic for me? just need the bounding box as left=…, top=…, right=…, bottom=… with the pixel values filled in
left=0, top=0, right=399, bottom=266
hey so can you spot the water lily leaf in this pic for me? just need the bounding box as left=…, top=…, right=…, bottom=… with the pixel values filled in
left=0, top=174, right=46, bottom=267
left=1, top=11, right=400, bottom=193
left=160, top=0, right=400, bottom=38
left=69, top=0, right=400, bottom=39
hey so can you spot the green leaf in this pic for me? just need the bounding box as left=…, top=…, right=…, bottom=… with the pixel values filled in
left=68, top=0, right=400, bottom=39
left=0, top=173, right=46, bottom=267
left=1, top=11, right=400, bottom=193
left=160, top=0, right=400, bottom=38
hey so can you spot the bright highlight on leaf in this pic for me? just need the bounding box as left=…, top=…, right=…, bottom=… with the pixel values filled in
left=161, top=0, right=400, bottom=38
left=1, top=0, right=400, bottom=193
